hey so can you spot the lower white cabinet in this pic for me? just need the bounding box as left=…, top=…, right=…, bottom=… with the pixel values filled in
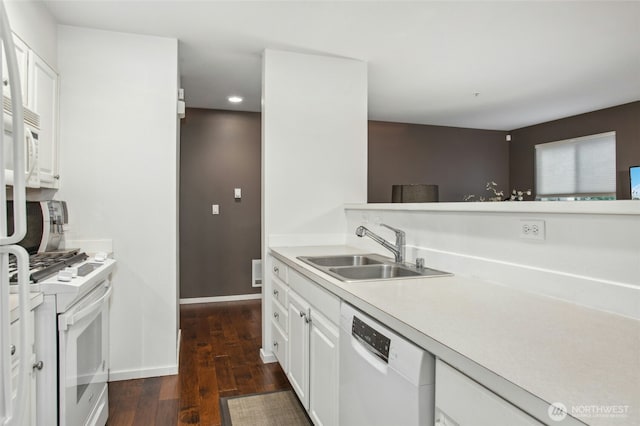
left=9, top=303, right=39, bottom=425
left=271, top=319, right=288, bottom=370
left=269, top=255, right=290, bottom=372
left=435, top=359, right=543, bottom=426
left=308, top=308, right=339, bottom=426
left=285, top=271, right=340, bottom=426
left=287, top=290, right=310, bottom=408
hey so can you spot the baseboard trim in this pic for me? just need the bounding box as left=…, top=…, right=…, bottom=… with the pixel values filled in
left=260, top=348, right=277, bottom=364
left=108, top=364, right=178, bottom=382
left=176, top=328, right=182, bottom=366
left=179, top=293, right=262, bottom=305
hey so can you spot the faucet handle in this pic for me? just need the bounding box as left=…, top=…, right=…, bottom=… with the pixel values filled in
left=380, top=223, right=405, bottom=236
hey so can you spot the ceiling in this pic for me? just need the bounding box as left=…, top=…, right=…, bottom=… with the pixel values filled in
left=43, top=1, right=640, bottom=130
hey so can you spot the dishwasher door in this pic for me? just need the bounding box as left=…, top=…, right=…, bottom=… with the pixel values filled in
left=339, top=302, right=435, bottom=426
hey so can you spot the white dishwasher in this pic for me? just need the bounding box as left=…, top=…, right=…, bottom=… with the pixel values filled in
left=339, top=302, right=435, bottom=426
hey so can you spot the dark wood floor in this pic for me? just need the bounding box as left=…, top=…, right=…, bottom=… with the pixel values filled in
left=107, top=299, right=290, bottom=426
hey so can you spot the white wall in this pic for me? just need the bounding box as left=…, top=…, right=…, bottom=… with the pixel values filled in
left=5, top=0, right=57, bottom=68
left=261, top=49, right=367, bottom=358
left=345, top=202, right=640, bottom=319
left=57, top=26, right=179, bottom=379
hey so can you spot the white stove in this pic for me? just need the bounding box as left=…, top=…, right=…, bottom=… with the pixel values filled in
left=11, top=250, right=116, bottom=426
left=9, top=250, right=115, bottom=310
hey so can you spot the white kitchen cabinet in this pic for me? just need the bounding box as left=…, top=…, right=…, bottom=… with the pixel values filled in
left=2, top=33, right=60, bottom=189
left=271, top=319, right=288, bottom=371
left=288, top=289, right=340, bottom=424
left=10, top=303, right=40, bottom=425
left=1, top=33, right=28, bottom=102
left=287, top=268, right=340, bottom=425
left=435, top=359, right=543, bottom=426
left=287, top=289, right=310, bottom=409
left=27, top=51, right=59, bottom=188
left=308, top=308, right=339, bottom=426
left=268, top=255, right=341, bottom=425
left=270, top=257, right=289, bottom=371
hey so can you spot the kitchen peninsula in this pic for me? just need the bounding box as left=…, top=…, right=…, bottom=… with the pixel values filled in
left=264, top=201, right=640, bottom=426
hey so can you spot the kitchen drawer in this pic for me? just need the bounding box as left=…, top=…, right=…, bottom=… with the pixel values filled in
left=272, top=276, right=289, bottom=307
left=435, top=359, right=543, bottom=426
left=271, top=257, right=288, bottom=283
left=272, top=299, right=288, bottom=335
left=271, top=321, right=288, bottom=371
left=289, top=269, right=340, bottom=324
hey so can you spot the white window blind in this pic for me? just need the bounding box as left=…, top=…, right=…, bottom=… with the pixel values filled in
left=535, top=131, right=616, bottom=198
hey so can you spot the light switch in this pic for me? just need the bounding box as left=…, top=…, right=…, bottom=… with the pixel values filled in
left=212, top=204, right=219, bottom=215
left=234, top=188, right=242, bottom=199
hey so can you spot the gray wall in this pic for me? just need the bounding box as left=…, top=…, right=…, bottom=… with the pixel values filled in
left=180, top=103, right=637, bottom=298
left=179, top=109, right=261, bottom=299
left=368, top=121, right=509, bottom=202
left=509, top=101, right=640, bottom=200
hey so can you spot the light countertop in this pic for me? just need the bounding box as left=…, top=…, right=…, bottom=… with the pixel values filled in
left=271, top=245, right=640, bottom=426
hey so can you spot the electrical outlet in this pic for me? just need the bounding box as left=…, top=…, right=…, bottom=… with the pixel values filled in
left=520, top=219, right=545, bottom=240
left=212, top=204, right=219, bottom=215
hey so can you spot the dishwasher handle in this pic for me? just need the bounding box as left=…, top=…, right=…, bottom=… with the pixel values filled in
left=350, top=333, right=389, bottom=375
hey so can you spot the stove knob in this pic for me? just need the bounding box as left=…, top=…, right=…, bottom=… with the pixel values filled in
left=57, top=270, right=73, bottom=282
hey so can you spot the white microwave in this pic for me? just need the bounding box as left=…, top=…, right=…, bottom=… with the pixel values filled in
left=3, top=95, right=40, bottom=187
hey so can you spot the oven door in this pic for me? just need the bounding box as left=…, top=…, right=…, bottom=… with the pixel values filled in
left=58, top=280, right=111, bottom=426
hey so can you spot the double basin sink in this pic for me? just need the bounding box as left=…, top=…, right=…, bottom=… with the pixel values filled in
left=297, top=254, right=452, bottom=282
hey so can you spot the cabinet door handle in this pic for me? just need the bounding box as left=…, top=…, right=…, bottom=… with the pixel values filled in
left=273, top=289, right=279, bottom=297
left=10, top=344, right=16, bottom=356
left=273, top=341, right=278, bottom=348
left=299, top=311, right=310, bottom=324
left=273, top=312, right=279, bottom=319
left=32, top=361, right=44, bottom=371
left=273, top=266, right=279, bottom=273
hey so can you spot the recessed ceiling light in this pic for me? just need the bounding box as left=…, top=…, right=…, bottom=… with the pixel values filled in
left=228, top=96, right=243, bottom=103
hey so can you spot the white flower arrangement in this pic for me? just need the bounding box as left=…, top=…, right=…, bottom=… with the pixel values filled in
left=510, top=188, right=532, bottom=201
left=464, top=182, right=531, bottom=202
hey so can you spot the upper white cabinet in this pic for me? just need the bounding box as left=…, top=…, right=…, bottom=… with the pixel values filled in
left=27, top=51, right=59, bottom=188
left=2, top=33, right=59, bottom=189
left=1, top=34, right=28, bottom=102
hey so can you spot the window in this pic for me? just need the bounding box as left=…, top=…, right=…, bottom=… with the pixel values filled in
left=535, top=131, right=616, bottom=200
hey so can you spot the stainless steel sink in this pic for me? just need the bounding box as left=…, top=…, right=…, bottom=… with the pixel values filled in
left=297, top=254, right=452, bottom=282
left=300, top=254, right=383, bottom=267
left=329, top=264, right=421, bottom=280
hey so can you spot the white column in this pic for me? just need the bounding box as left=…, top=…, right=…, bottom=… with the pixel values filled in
left=261, top=49, right=368, bottom=359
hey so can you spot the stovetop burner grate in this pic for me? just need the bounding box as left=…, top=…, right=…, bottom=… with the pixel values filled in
left=9, top=249, right=89, bottom=283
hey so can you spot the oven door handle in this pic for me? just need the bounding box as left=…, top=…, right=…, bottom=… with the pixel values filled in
left=59, top=285, right=112, bottom=331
